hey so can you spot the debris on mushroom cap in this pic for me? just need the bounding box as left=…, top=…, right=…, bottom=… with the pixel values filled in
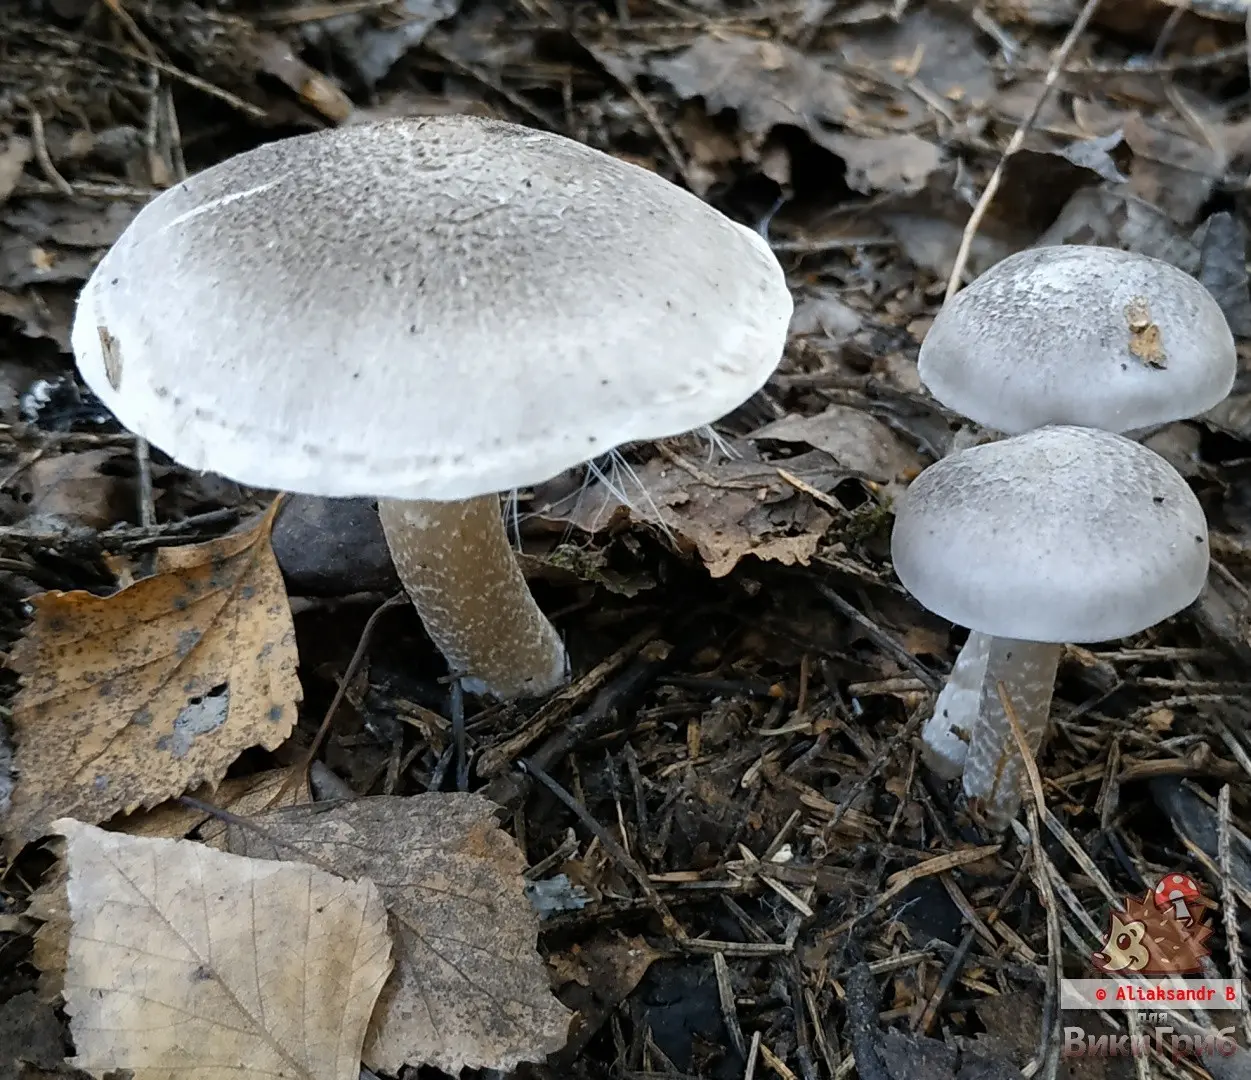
left=891, top=425, right=1209, bottom=643
left=70, top=116, right=792, bottom=501
left=918, top=245, right=1236, bottom=434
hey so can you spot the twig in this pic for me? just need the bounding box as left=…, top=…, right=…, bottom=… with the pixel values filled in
left=1217, top=784, right=1251, bottom=1044
left=843, top=962, right=889, bottom=1080
left=944, top=0, right=1103, bottom=300
left=269, top=592, right=409, bottom=807
left=26, top=105, right=73, bottom=197
left=519, top=756, right=688, bottom=940
left=814, top=583, right=942, bottom=691
left=1025, top=805, right=1063, bottom=1080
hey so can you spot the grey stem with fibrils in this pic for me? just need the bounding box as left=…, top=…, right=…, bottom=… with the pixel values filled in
left=961, top=638, right=1061, bottom=827
left=920, top=629, right=991, bottom=780
left=378, top=495, right=568, bottom=700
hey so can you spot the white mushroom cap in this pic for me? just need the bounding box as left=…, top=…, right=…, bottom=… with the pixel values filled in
left=71, top=117, right=792, bottom=500
left=891, top=425, right=1209, bottom=642
left=918, top=245, right=1236, bottom=434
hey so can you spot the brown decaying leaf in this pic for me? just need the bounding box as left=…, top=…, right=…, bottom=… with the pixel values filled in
left=552, top=454, right=833, bottom=578
left=56, top=818, right=392, bottom=1080
left=1124, top=296, right=1167, bottom=368
left=227, top=793, right=573, bottom=1075
left=4, top=502, right=300, bottom=854
left=28, top=854, right=69, bottom=1001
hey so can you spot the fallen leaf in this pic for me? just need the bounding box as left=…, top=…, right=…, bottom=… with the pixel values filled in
left=112, top=767, right=311, bottom=848
left=298, top=0, right=463, bottom=88
left=56, top=818, right=391, bottom=1080
left=28, top=858, right=69, bottom=1000
left=750, top=406, right=922, bottom=482
left=226, top=794, right=572, bottom=1075
left=0, top=992, right=64, bottom=1080
left=823, top=132, right=944, bottom=195
left=21, top=449, right=124, bottom=531
left=1125, top=296, right=1166, bottom=367
left=549, top=452, right=835, bottom=578
left=548, top=935, right=663, bottom=1062
left=3, top=502, right=301, bottom=854
left=651, top=36, right=852, bottom=150
left=0, top=137, right=33, bottom=204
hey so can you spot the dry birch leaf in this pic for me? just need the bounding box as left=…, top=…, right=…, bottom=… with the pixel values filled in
left=4, top=502, right=300, bottom=854
left=227, top=793, right=572, bottom=1074
left=56, top=818, right=391, bottom=1080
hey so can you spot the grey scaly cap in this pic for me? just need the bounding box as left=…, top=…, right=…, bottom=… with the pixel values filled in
left=892, top=425, right=1209, bottom=642
left=919, top=245, right=1235, bottom=434
left=71, top=116, right=792, bottom=498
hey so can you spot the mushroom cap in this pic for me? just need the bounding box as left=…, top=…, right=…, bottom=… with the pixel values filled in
left=918, top=245, right=1236, bottom=434
left=1153, top=873, right=1201, bottom=908
left=71, top=117, right=792, bottom=500
left=891, top=425, right=1209, bottom=642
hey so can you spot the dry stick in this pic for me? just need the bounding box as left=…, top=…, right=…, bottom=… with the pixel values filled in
left=1004, top=683, right=1061, bottom=1080
left=269, top=592, right=410, bottom=808
left=1217, top=784, right=1251, bottom=1044
left=519, top=755, right=688, bottom=941
left=944, top=0, right=1104, bottom=301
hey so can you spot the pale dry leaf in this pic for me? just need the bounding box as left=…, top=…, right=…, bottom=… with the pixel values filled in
left=651, top=36, right=853, bottom=145
left=226, top=793, right=572, bottom=1075
left=551, top=453, right=833, bottom=578
left=4, top=502, right=301, bottom=853
left=822, top=132, right=944, bottom=195
left=56, top=817, right=391, bottom=1080
left=750, top=406, right=922, bottom=483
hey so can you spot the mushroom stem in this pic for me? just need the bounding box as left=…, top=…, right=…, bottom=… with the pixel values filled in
left=377, top=495, right=569, bottom=700
left=961, top=638, right=1061, bottom=827
left=921, top=630, right=991, bottom=779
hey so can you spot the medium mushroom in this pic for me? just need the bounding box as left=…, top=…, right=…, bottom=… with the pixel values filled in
left=915, top=244, right=1234, bottom=777
left=71, top=116, right=792, bottom=699
left=918, top=244, right=1236, bottom=435
left=892, top=425, right=1209, bottom=826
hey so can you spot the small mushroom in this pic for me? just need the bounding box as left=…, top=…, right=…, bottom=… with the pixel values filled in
left=918, top=245, right=1236, bottom=435
left=71, top=116, right=792, bottom=699
left=892, top=425, right=1209, bottom=826
left=1153, top=872, right=1202, bottom=922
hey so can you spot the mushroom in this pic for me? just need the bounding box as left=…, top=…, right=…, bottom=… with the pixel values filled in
left=915, top=244, right=1234, bottom=776
left=70, top=116, right=792, bottom=700
left=918, top=245, right=1236, bottom=436
left=892, top=425, right=1209, bottom=826
left=1153, top=873, right=1202, bottom=923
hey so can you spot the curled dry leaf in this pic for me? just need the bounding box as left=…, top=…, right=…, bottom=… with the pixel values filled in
left=549, top=452, right=834, bottom=578
left=226, top=793, right=573, bottom=1075
left=56, top=818, right=392, bottom=1080
left=3, top=502, right=300, bottom=854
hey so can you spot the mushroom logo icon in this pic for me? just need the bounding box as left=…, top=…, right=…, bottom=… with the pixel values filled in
left=1154, top=873, right=1202, bottom=923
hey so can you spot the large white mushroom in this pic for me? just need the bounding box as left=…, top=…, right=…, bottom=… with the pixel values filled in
left=71, top=116, right=792, bottom=699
